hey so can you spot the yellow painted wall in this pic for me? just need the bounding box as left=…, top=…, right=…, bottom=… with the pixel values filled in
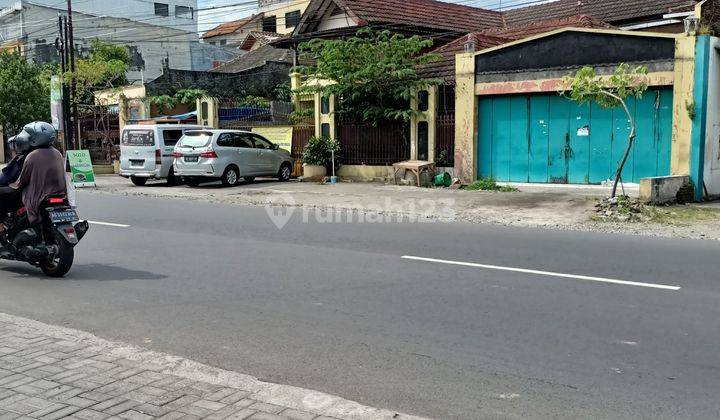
left=337, top=165, right=394, bottom=180
left=410, top=86, right=437, bottom=161
left=671, top=35, right=696, bottom=176
left=314, top=93, right=336, bottom=139
left=264, top=0, right=311, bottom=34
left=454, top=53, right=478, bottom=184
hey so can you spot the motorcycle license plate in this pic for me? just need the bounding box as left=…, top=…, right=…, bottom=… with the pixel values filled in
left=49, top=209, right=79, bottom=224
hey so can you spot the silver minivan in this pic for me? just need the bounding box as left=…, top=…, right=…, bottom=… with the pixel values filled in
left=119, top=124, right=201, bottom=186
left=173, top=130, right=294, bottom=187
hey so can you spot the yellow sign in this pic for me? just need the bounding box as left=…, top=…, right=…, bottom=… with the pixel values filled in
left=252, top=126, right=293, bottom=152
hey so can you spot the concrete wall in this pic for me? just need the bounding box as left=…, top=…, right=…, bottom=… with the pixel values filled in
left=671, top=35, right=697, bottom=177
left=453, top=53, right=478, bottom=184
left=0, top=0, right=198, bottom=31
left=703, top=37, right=720, bottom=197
left=410, top=86, right=437, bottom=162
left=338, top=165, right=394, bottom=181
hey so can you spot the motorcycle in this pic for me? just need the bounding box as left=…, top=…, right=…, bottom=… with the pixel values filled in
left=0, top=195, right=89, bottom=277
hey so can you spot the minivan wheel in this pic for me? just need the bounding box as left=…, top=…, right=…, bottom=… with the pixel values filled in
left=131, top=176, right=147, bottom=186
left=222, top=166, right=239, bottom=187
left=278, top=163, right=292, bottom=182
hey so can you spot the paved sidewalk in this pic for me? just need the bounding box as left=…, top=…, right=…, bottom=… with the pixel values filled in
left=0, top=313, right=423, bottom=420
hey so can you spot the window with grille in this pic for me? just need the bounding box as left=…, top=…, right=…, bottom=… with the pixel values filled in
left=285, top=10, right=301, bottom=28
left=154, top=3, right=169, bottom=17
left=176, top=5, right=193, bottom=19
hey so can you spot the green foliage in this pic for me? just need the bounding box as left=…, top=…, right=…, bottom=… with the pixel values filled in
left=148, top=89, right=208, bottom=112
left=464, top=178, right=518, bottom=192
left=686, top=100, right=696, bottom=120
left=65, top=41, right=130, bottom=106
left=238, top=96, right=270, bottom=108
left=272, top=84, right=292, bottom=102
left=302, top=136, right=341, bottom=167
left=289, top=108, right=314, bottom=125
left=562, top=64, right=649, bottom=108
left=0, top=52, right=50, bottom=136
left=295, top=28, right=440, bottom=123
left=435, top=149, right=449, bottom=166
left=562, top=64, right=649, bottom=198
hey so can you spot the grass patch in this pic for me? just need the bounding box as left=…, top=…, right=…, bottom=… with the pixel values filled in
left=642, top=205, right=720, bottom=226
left=463, top=178, right=518, bottom=192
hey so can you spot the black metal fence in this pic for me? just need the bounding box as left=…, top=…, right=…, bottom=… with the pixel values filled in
left=337, top=122, right=410, bottom=165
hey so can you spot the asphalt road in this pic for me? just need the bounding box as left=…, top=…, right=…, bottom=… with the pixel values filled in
left=1, top=191, right=720, bottom=419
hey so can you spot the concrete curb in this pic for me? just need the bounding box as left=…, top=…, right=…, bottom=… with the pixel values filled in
left=0, top=312, right=428, bottom=420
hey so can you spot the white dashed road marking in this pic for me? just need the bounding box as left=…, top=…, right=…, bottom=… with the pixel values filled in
left=401, top=255, right=681, bottom=291
left=88, top=221, right=130, bottom=228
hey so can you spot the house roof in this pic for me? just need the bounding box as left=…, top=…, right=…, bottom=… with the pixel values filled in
left=416, top=34, right=508, bottom=83
left=209, top=44, right=293, bottom=73
left=417, top=14, right=614, bottom=84
left=482, top=14, right=613, bottom=40
left=504, top=0, right=698, bottom=26
left=295, top=0, right=503, bottom=36
left=238, top=31, right=285, bottom=51
left=203, top=14, right=262, bottom=39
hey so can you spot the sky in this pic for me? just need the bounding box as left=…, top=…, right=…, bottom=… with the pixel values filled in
left=197, top=0, right=547, bottom=33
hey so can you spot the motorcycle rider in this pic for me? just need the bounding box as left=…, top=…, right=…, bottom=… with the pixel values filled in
left=0, top=122, right=66, bottom=232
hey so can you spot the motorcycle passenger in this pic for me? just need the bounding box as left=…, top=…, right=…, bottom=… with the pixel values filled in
left=0, top=122, right=66, bottom=231
left=0, top=135, right=28, bottom=187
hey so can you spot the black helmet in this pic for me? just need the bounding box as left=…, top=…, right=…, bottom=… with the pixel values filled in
left=21, top=122, right=56, bottom=148
left=7, top=133, right=30, bottom=154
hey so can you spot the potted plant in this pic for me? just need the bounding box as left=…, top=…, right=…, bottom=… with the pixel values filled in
left=302, top=136, right=340, bottom=180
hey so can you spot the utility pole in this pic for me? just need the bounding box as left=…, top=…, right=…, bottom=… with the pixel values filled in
left=57, top=15, right=71, bottom=152
left=67, top=0, right=79, bottom=150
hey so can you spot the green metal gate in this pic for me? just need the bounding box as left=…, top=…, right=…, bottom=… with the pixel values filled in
left=477, top=88, right=673, bottom=184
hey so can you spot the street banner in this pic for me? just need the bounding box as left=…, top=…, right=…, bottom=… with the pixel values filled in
left=67, top=150, right=96, bottom=188
left=252, top=126, right=293, bottom=152
left=50, top=76, right=63, bottom=131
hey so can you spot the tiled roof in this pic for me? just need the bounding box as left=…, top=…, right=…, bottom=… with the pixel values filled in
left=202, top=14, right=262, bottom=39
left=238, top=31, right=285, bottom=50
left=299, top=0, right=503, bottom=34
left=417, top=14, right=614, bottom=83
left=209, top=44, right=293, bottom=74
left=504, top=0, right=699, bottom=25
left=416, top=34, right=508, bottom=83
left=482, top=14, right=613, bottom=40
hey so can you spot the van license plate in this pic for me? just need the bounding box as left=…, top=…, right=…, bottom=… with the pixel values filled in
left=49, top=209, right=79, bottom=224
left=130, top=159, right=144, bottom=166
left=184, top=156, right=199, bottom=163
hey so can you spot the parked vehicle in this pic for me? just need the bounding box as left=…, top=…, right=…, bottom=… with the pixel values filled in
left=0, top=195, right=89, bottom=277
left=173, top=130, right=293, bottom=187
left=119, top=124, right=202, bottom=186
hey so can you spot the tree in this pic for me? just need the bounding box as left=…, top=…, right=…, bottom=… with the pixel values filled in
left=0, top=53, right=50, bottom=138
left=563, top=64, right=649, bottom=197
left=295, top=28, right=440, bottom=123
left=65, top=41, right=130, bottom=107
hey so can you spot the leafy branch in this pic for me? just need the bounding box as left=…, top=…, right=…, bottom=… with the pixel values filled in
left=562, top=64, right=649, bottom=197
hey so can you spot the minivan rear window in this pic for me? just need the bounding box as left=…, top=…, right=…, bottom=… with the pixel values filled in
left=179, top=132, right=213, bottom=148
left=121, top=130, right=154, bottom=146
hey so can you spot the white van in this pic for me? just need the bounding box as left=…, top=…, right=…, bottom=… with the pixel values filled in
left=119, top=124, right=201, bottom=186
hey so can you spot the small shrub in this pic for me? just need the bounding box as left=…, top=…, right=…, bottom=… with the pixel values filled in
left=464, top=178, right=518, bottom=192
left=302, top=136, right=341, bottom=170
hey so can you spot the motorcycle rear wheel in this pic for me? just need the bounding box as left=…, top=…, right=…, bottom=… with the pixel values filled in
left=40, top=233, right=74, bottom=277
